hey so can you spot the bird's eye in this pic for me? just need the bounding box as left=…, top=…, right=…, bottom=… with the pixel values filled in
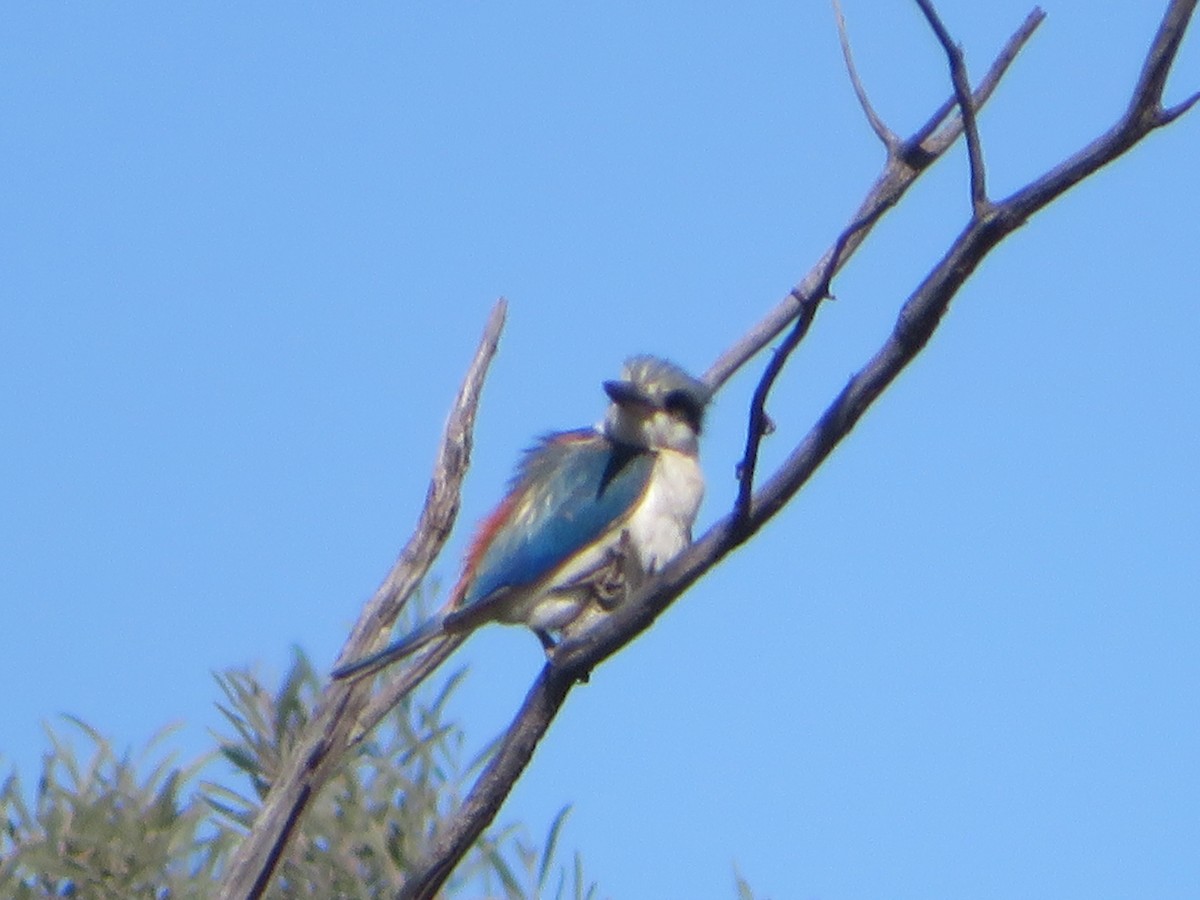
left=663, top=390, right=704, bottom=433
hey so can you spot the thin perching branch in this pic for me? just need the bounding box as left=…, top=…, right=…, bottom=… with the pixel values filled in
left=916, top=0, right=991, bottom=211
left=906, top=6, right=1044, bottom=153
left=733, top=206, right=886, bottom=524
left=834, top=0, right=899, bottom=149
left=704, top=5, right=1045, bottom=392
left=730, top=2, right=1042, bottom=520
left=218, top=299, right=507, bottom=900
left=395, top=3, right=1197, bottom=897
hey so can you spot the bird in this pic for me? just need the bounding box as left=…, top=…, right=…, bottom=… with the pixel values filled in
left=331, top=355, right=711, bottom=682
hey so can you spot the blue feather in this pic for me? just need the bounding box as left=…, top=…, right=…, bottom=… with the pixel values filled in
left=332, top=432, right=655, bottom=679
left=328, top=617, right=445, bottom=681
left=456, top=431, right=654, bottom=615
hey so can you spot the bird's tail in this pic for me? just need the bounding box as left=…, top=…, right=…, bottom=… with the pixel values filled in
left=330, top=617, right=446, bottom=681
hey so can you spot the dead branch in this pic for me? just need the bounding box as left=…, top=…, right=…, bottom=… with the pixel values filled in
left=916, top=0, right=991, bottom=211
left=703, top=6, right=1045, bottom=392
left=217, top=299, right=506, bottom=900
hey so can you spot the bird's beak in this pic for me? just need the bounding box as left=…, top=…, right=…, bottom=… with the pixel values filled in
left=603, top=379, right=655, bottom=409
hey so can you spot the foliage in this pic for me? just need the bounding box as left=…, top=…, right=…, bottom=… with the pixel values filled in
left=0, top=719, right=223, bottom=900
left=1, top=649, right=600, bottom=899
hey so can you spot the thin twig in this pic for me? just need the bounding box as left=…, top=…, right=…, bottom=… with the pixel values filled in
left=915, top=0, right=990, bottom=212
left=1160, top=89, right=1200, bottom=122
left=1000, top=0, right=1198, bottom=219
left=731, top=6, right=1044, bottom=516
left=1131, top=0, right=1199, bottom=121
left=834, top=0, right=899, bottom=149
left=907, top=7, right=1044, bottom=156
left=704, top=8, right=1044, bottom=392
left=733, top=207, right=885, bottom=524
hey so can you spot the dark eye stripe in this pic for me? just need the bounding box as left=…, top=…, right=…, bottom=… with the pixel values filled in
left=663, top=390, right=704, bottom=432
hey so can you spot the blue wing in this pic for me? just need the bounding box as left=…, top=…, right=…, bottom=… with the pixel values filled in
left=456, top=430, right=654, bottom=613
left=331, top=431, right=654, bottom=681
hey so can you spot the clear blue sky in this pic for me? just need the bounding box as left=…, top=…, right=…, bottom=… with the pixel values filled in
left=3, top=2, right=1197, bottom=897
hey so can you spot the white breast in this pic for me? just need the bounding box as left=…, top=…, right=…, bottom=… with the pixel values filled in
left=627, top=449, right=705, bottom=573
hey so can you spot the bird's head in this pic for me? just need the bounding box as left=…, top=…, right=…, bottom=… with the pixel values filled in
left=601, top=355, right=711, bottom=454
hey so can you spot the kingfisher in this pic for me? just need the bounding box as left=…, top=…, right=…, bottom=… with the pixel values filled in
left=332, top=355, right=710, bottom=682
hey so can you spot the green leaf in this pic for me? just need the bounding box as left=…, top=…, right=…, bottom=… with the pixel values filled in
left=538, top=805, right=572, bottom=891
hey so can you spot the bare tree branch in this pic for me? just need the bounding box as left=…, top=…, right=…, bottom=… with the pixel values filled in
left=733, top=207, right=885, bottom=525
left=398, top=667, right=575, bottom=900
left=704, top=6, right=1044, bottom=392
left=218, top=299, right=507, bottom=900
left=1132, top=0, right=1199, bottom=118
left=728, top=2, right=1042, bottom=528
left=1002, top=0, right=1199, bottom=219
left=394, top=3, right=1196, bottom=896
left=915, top=0, right=991, bottom=212
left=834, top=0, right=899, bottom=149
left=906, top=6, right=1044, bottom=156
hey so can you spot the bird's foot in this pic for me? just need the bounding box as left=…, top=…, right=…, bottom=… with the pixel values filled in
left=593, top=531, right=636, bottom=611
